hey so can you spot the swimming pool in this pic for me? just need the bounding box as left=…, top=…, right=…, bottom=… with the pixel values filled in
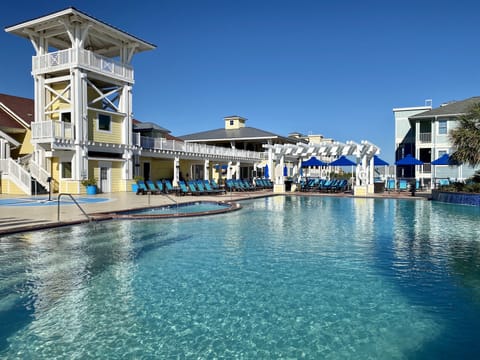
left=109, top=201, right=237, bottom=218
left=1, top=196, right=480, bottom=358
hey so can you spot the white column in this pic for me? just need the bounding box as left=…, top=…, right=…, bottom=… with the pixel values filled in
left=204, top=160, right=210, bottom=180
left=173, top=157, right=180, bottom=186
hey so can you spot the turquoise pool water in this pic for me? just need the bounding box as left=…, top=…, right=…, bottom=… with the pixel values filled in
left=121, top=201, right=231, bottom=215
left=1, top=196, right=480, bottom=358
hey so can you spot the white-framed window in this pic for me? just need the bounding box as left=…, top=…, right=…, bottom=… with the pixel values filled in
left=438, top=119, right=447, bottom=135
left=438, top=150, right=447, bottom=157
left=61, top=161, right=72, bottom=179
left=61, top=112, right=71, bottom=123
left=98, top=114, right=111, bottom=132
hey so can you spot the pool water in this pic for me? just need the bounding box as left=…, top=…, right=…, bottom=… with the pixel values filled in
left=1, top=196, right=480, bottom=358
left=122, top=201, right=231, bottom=215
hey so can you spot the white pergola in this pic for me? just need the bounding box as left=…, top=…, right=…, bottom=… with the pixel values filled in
left=262, top=140, right=381, bottom=195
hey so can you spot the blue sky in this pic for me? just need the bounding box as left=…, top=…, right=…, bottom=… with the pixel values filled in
left=2, top=0, right=480, bottom=162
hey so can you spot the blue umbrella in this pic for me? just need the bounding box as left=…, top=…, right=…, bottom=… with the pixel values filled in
left=373, top=155, right=389, bottom=166
left=329, top=155, right=356, bottom=166
left=283, top=165, right=288, bottom=176
left=301, top=156, right=327, bottom=167
left=264, top=164, right=269, bottom=178
left=395, top=154, right=423, bottom=166
left=431, top=153, right=458, bottom=165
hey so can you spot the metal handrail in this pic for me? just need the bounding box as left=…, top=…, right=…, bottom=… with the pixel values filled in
left=57, top=193, right=91, bottom=222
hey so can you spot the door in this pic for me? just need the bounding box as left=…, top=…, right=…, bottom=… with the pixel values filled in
left=143, top=162, right=151, bottom=181
left=99, top=166, right=111, bottom=193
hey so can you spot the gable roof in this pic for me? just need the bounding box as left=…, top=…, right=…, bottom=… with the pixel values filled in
left=410, top=96, right=480, bottom=119
left=0, top=93, right=34, bottom=131
left=180, top=126, right=298, bottom=143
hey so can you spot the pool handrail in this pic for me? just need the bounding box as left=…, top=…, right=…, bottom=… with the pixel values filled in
left=57, top=193, right=92, bottom=222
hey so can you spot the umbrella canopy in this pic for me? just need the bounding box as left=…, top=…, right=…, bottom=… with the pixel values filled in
left=264, top=164, right=269, bottom=178
left=431, top=153, right=458, bottom=165
left=373, top=155, right=389, bottom=166
left=301, top=156, right=327, bottom=167
left=283, top=165, right=288, bottom=176
left=395, top=154, right=423, bottom=166
left=329, top=155, right=356, bottom=167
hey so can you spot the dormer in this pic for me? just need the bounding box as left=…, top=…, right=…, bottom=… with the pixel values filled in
left=224, top=115, right=247, bottom=130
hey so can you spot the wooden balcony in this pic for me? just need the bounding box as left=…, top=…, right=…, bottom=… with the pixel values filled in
left=32, top=48, right=134, bottom=83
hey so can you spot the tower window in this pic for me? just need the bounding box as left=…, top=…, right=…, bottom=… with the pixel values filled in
left=98, top=114, right=111, bottom=131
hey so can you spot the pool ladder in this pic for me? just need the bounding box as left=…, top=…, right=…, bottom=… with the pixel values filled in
left=57, top=193, right=92, bottom=222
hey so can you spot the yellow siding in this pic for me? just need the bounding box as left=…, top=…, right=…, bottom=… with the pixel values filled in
left=48, top=82, right=71, bottom=120
left=2, top=178, right=27, bottom=195
left=88, top=110, right=123, bottom=144
left=51, top=158, right=60, bottom=193
left=149, top=159, right=175, bottom=180
left=110, top=164, right=123, bottom=192
left=18, top=130, right=34, bottom=155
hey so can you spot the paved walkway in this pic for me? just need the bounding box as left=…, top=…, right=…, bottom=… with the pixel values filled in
left=0, top=189, right=430, bottom=236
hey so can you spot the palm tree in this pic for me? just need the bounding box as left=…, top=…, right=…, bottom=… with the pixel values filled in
left=450, top=102, right=480, bottom=166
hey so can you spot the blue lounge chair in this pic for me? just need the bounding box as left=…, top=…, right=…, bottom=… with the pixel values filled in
left=177, top=180, right=190, bottom=195
left=155, top=180, right=164, bottom=193
left=386, top=179, right=396, bottom=192
left=136, top=181, right=150, bottom=195
left=187, top=180, right=204, bottom=195
left=163, top=179, right=176, bottom=194
left=398, top=179, right=408, bottom=191
left=146, top=180, right=160, bottom=194
left=203, top=180, right=225, bottom=194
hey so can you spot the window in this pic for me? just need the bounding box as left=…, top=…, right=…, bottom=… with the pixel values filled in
left=61, top=162, right=72, bottom=179
left=61, top=112, right=71, bottom=123
left=438, top=150, right=447, bottom=157
left=438, top=119, right=447, bottom=135
left=98, top=114, right=111, bottom=131
left=229, top=120, right=234, bottom=126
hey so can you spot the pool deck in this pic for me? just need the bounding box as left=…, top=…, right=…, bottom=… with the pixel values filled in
left=0, top=189, right=430, bottom=236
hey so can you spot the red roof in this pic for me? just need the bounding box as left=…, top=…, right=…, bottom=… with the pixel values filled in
left=0, top=93, right=34, bottom=130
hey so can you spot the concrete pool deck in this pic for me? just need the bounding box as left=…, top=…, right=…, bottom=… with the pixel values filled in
left=0, top=189, right=429, bottom=235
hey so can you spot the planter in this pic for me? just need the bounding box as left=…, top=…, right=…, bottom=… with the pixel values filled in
left=86, top=185, right=97, bottom=195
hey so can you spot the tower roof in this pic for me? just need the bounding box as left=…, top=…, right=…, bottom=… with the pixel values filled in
left=5, top=7, right=156, bottom=57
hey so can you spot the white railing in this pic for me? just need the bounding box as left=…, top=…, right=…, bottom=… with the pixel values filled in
left=133, top=134, right=263, bottom=160
left=0, top=159, right=31, bottom=195
left=419, top=132, right=432, bottom=143
left=29, top=161, right=51, bottom=188
left=32, top=48, right=134, bottom=82
left=31, top=121, right=73, bottom=141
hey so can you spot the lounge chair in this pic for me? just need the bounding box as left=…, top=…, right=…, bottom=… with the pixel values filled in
left=155, top=180, right=165, bottom=193
left=145, top=180, right=160, bottom=194
left=136, top=180, right=150, bottom=195
left=386, top=179, right=396, bottom=192
left=177, top=180, right=191, bottom=196
left=195, top=180, right=212, bottom=194
left=203, top=180, right=225, bottom=194
left=187, top=180, right=204, bottom=195
left=163, top=179, right=176, bottom=194
left=210, top=179, right=222, bottom=190
left=398, top=179, right=408, bottom=191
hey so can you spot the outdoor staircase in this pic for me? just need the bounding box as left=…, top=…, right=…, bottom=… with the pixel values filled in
left=0, top=156, right=51, bottom=195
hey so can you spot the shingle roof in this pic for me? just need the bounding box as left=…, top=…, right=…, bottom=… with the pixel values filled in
left=410, top=96, right=480, bottom=119
left=180, top=126, right=296, bottom=143
left=0, top=93, right=34, bottom=130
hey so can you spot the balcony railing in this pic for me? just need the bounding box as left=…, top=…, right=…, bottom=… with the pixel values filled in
left=134, top=134, right=263, bottom=161
left=31, top=121, right=73, bottom=141
left=32, top=48, right=134, bottom=83
left=419, top=132, right=432, bottom=143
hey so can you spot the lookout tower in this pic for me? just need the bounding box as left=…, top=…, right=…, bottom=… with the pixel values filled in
left=5, top=7, right=155, bottom=193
